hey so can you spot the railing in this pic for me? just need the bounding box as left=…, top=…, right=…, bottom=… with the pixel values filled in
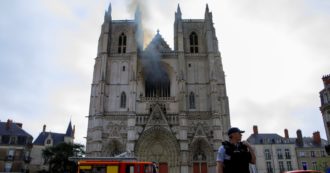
left=140, top=97, right=175, bottom=101
left=136, top=114, right=179, bottom=125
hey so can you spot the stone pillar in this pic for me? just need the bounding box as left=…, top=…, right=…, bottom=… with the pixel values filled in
left=127, top=113, right=136, bottom=154
left=179, top=113, right=188, bottom=173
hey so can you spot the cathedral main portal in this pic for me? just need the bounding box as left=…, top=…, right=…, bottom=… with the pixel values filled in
left=135, top=126, right=180, bottom=173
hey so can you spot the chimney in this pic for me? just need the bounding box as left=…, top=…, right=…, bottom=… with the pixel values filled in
left=284, top=129, right=289, bottom=139
left=6, top=119, right=12, bottom=130
left=296, top=129, right=303, bottom=147
left=43, top=124, right=46, bottom=133
left=313, top=131, right=321, bottom=145
left=253, top=125, right=258, bottom=135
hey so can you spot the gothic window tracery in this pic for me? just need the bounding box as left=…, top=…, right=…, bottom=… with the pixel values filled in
left=120, top=92, right=126, bottom=108
left=189, top=92, right=196, bottom=109
left=189, top=32, right=198, bottom=53
left=145, top=71, right=170, bottom=97
left=118, top=33, right=127, bottom=53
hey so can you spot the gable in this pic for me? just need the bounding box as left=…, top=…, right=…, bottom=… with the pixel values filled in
left=145, top=31, right=172, bottom=53
left=144, top=104, right=170, bottom=131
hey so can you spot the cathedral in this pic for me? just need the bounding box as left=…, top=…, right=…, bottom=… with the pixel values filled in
left=86, top=4, right=231, bottom=173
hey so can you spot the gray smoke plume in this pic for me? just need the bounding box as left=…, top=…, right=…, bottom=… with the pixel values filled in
left=127, top=0, right=169, bottom=96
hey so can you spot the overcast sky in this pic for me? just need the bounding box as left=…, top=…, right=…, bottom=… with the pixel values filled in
left=1, top=0, right=329, bottom=144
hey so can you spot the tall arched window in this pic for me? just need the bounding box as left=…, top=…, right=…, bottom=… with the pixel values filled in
left=120, top=92, right=126, bottom=108
left=189, top=92, right=196, bottom=109
left=118, top=33, right=127, bottom=53
left=144, top=67, right=170, bottom=98
left=189, top=32, right=198, bottom=53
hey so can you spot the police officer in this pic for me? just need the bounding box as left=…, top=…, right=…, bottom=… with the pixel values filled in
left=216, top=127, right=256, bottom=173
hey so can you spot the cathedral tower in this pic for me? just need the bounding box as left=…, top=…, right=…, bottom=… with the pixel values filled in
left=86, top=4, right=231, bottom=173
left=320, top=74, right=330, bottom=142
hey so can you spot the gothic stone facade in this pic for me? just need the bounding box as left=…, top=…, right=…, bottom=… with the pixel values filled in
left=320, top=74, right=330, bottom=142
left=86, top=4, right=231, bottom=173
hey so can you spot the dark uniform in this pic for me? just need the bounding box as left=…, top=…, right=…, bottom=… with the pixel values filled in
left=219, top=141, right=252, bottom=173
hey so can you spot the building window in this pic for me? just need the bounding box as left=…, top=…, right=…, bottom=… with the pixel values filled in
left=2, top=135, right=10, bottom=144
left=321, top=151, right=326, bottom=157
left=120, top=92, right=126, bottom=108
left=4, top=162, right=12, bottom=172
left=266, top=161, right=273, bottom=173
left=285, top=149, right=291, bottom=159
left=277, top=149, right=283, bottom=159
left=17, top=136, right=27, bottom=145
left=118, top=33, right=127, bottom=54
left=9, top=136, right=16, bottom=144
left=299, top=151, right=305, bottom=157
left=46, top=139, right=51, bottom=144
left=302, top=162, right=308, bottom=170
left=189, top=92, right=196, bottom=109
left=24, top=151, right=31, bottom=162
left=279, top=161, right=285, bottom=172
left=312, top=161, right=317, bottom=170
left=189, top=32, right=198, bottom=53
left=311, top=151, right=315, bottom=157
left=7, top=149, right=14, bottom=160
left=265, top=149, right=271, bottom=160
left=287, top=161, right=293, bottom=171
left=145, top=70, right=170, bottom=98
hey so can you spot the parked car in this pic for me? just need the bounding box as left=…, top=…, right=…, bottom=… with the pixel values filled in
left=285, top=170, right=322, bottom=173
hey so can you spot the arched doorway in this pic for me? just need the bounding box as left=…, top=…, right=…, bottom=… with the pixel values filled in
left=103, top=139, right=125, bottom=156
left=190, top=138, right=213, bottom=173
left=135, top=126, right=180, bottom=173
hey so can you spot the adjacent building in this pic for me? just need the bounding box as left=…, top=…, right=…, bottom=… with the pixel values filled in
left=29, top=121, right=74, bottom=172
left=294, top=130, right=330, bottom=171
left=247, top=126, right=298, bottom=173
left=86, top=4, right=231, bottom=173
left=0, top=119, right=33, bottom=172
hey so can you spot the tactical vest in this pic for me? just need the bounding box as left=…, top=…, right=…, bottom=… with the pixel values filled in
left=222, top=141, right=252, bottom=173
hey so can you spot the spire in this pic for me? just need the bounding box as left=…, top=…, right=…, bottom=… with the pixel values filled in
left=206, top=3, right=209, bottom=13
left=108, top=3, right=112, bottom=14
left=104, top=3, right=112, bottom=22
left=175, top=4, right=182, bottom=20
left=204, top=4, right=211, bottom=20
left=66, top=120, right=73, bottom=137
left=177, top=4, right=182, bottom=15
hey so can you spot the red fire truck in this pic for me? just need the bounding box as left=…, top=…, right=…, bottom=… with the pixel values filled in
left=70, top=157, right=157, bottom=173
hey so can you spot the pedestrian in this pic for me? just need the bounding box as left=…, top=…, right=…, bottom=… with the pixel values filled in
left=152, top=162, right=158, bottom=173
left=216, top=127, right=256, bottom=173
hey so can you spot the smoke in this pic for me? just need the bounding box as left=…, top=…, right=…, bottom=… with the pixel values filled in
left=142, top=41, right=163, bottom=82
left=127, top=0, right=153, bottom=49
left=127, top=0, right=169, bottom=95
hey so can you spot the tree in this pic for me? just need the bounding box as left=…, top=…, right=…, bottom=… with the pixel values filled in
left=42, top=142, right=85, bottom=173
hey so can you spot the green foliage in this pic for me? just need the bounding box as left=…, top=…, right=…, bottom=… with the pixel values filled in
left=42, top=142, right=85, bottom=173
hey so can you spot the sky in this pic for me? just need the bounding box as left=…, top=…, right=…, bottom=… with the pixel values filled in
left=0, top=0, right=330, bottom=145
